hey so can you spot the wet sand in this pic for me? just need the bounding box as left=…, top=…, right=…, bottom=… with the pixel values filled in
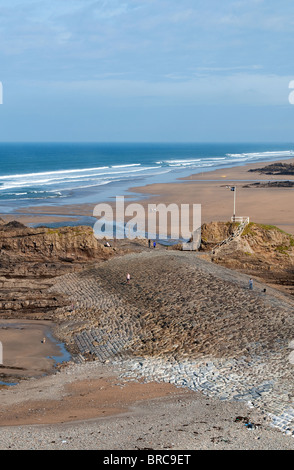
left=0, top=362, right=179, bottom=427
left=0, top=320, right=67, bottom=381
left=0, top=361, right=293, bottom=450
left=1, top=157, right=294, bottom=234
left=127, top=158, right=294, bottom=235
left=0, top=158, right=294, bottom=450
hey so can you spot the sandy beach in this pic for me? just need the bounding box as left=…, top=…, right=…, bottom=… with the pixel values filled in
left=127, top=158, right=294, bottom=235
left=3, top=0, right=294, bottom=453
left=1, top=360, right=293, bottom=451
left=0, top=247, right=293, bottom=450
left=0, top=320, right=66, bottom=381
left=2, top=157, right=294, bottom=235
left=0, top=157, right=293, bottom=451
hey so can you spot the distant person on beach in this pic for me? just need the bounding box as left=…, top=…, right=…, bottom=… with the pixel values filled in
left=249, top=278, right=253, bottom=290
left=148, top=239, right=151, bottom=248
left=153, top=241, right=156, bottom=248
left=126, top=273, right=131, bottom=283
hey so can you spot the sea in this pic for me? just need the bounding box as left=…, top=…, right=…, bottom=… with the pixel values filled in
left=0, top=142, right=293, bottom=226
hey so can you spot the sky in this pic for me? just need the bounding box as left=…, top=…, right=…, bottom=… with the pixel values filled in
left=0, top=0, right=294, bottom=142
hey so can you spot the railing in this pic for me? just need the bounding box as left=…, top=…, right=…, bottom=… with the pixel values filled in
left=231, top=216, right=250, bottom=224
left=181, top=217, right=250, bottom=252
left=211, top=217, right=250, bottom=253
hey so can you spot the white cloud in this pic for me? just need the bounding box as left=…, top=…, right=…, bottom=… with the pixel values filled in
left=1, top=0, right=294, bottom=108
left=25, top=72, right=291, bottom=108
left=193, top=65, right=263, bottom=73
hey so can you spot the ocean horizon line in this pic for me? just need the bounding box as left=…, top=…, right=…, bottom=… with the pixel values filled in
left=0, top=140, right=294, bottom=145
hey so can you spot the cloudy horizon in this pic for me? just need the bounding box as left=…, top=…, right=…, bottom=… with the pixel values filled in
left=0, top=0, right=294, bottom=142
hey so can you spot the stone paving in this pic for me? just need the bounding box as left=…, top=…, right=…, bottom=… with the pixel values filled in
left=116, top=356, right=294, bottom=436
left=50, top=250, right=294, bottom=437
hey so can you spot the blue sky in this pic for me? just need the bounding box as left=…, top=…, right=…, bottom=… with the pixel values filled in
left=0, top=0, right=294, bottom=142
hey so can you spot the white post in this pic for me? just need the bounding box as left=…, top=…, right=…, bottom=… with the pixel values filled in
left=227, top=185, right=236, bottom=222
left=233, top=186, right=236, bottom=221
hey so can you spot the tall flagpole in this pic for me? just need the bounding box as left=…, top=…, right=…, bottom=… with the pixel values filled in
left=226, top=185, right=236, bottom=221
left=233, top=186, right=236, bottom=221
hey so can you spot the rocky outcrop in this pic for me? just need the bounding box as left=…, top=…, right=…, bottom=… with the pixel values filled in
left=200, top=221, right=294, bottom=295
left=0, top=222, right=117, bottom=318
left=199, top=222, right=240, bottom=250
left=243, top=181, right=294, bottom=188
left=248, top=162, right=294, bottom=175
left=0, top=221, right=156, bottom=318
left=0, top=223, right=113, bottom=261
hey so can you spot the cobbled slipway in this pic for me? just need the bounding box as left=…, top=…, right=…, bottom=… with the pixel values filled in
left=50, top=250, right=294, bottom=436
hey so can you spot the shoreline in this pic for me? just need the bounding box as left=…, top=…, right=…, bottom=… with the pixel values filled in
left=0, top=360, right=181, bottom=427
left=0, top=320, right=70, bottom=385
left=0, top=157, right=294, bottom=449
left=126, top=157, right=294, bottom=235
left=1, top=156, right=293, bottom=234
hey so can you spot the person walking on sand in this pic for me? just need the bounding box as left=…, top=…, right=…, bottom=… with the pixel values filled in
left=249, top=278, right=253, bottom=290
left=126, top=273, right=131, bottom=283
left=153, top=241, right=156, bottom=248
left=148, top=239, right=151, bottom=248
